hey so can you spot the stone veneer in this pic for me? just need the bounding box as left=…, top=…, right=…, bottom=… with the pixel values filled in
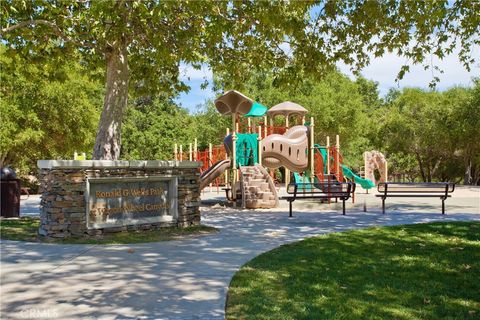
left=37, top=160, right=201, bottom=238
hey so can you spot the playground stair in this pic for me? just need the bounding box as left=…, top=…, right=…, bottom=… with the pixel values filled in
left=239, top=165, right=279, bottom=209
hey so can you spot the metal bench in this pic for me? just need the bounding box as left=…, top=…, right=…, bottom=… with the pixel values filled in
left=282, top=182, right=355, bottom=217
left=376, top=182, right=455, bottom=214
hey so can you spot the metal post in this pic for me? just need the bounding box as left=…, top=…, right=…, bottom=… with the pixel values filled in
left=342, top=199, right=346, bottom=215
left=442, top=198, right=445, bottom=214
left=382, top=197, right=386, bottom=214
left=289, top=201, right=293, bottom=217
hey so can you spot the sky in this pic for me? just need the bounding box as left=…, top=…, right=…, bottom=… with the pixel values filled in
left=176, top=46, right=479, bottom=113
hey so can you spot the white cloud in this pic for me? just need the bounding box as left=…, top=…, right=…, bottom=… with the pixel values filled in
left=176, top=45, right=479, bottom=112
left=338, top=45, right=480, bottom=96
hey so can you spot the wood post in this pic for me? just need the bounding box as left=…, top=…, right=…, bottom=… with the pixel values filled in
left=174, top=143, right=178, bottom=161
left=335, top=134, right=340, bottom=179
left=264, top=116, right=268, bottom=137
left=179, top=145, right=183, bottom=161
left=189, top=143, right=192, bottom=161
left=194, top=138, right=197, bottom=161
left=285, top=115, right=290, bottom=187
left=385, top=160, right=389, bottom=183
left=326, top=136, right=330, bottom=175
left=364, top=151, right=368, bottom=183
left=209, top=143, right=213, bottom=191
left=258, top=126, right=262, bottom=166
left=232, top=113, right=237, bottom=201
left=225, top=144, right=229, bottom=186
left=310, top=117, right=315, bottom=181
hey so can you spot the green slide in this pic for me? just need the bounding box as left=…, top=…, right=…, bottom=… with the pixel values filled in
left=341, top=165, right=375, bottom=189
left=313, top=143, right=374, bottom=189
left=313, top=144, right=328, bottom=173
left=293, top=172, right=316, bottom=191
left=293, top=172, right=314, bottom=184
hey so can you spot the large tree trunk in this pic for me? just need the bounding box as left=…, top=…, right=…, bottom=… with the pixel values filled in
left=92, top=43, right=129, bottom=160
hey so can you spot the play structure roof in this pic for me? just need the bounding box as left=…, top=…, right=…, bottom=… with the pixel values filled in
left=244, top=101, right=268, bottom=117
left=267, top=101, right=308, bottom=118
left=214, top=90, right=253, bottom=115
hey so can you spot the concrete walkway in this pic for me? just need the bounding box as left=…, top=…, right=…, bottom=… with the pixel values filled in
left=1, top=189, right=479, bottom=319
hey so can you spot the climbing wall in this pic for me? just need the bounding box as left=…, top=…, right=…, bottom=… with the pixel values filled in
left=239, top=165, right=279, bottom=209
left=364, top=150, right=388, bottom=185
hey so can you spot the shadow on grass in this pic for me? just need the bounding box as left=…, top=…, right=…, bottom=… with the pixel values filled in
left=0, top=217, right=218, bottom=245
left=226, top=222, right=480, bottom=320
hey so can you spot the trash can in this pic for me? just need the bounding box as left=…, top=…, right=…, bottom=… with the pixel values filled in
left=1, top=167, right=21, bottom=217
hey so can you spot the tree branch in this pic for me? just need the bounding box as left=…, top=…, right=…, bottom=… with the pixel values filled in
left=1, top=19, right=93, bottom=48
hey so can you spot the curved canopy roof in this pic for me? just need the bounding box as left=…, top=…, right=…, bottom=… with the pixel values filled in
left=214, top=90, right=253, bottom=115
left=244, top=102, right=268, bottom=117
left=267, top=101, right=308, bottom=118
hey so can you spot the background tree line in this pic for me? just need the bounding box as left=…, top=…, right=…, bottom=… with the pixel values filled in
left=1, top=44, right=479, bottom=185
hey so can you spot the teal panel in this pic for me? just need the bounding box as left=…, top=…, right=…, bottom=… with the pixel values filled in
left=243, top=102, right=267, bottom=117
left=235, top=133, right=259, bottom=166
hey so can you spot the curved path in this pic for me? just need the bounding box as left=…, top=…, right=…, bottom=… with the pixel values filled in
left=1, top=192, right=479, bottom=319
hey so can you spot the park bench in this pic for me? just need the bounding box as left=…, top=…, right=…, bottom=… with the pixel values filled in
left=282, top=182, right=356, bottom=217
left=376, top=182, right=455, bottom=214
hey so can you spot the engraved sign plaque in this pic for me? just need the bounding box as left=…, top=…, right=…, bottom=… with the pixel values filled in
left=86, top=176, right=178, bottom=229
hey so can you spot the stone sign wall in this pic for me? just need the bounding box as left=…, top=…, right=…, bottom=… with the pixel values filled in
left=38, top=160, right=201, bottom=238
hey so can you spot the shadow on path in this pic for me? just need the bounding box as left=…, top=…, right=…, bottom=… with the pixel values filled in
left=1, top=202, right=479, bottom=319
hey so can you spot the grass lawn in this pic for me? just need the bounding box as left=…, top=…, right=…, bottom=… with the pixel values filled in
left=0, top=217, right=217, bottom=244
left=226, top=222, right=480, bottom=320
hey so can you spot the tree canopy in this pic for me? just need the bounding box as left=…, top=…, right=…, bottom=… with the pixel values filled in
left=2, top=0, right=478, bottom=159
left=0, top=45, right=102, bottom=172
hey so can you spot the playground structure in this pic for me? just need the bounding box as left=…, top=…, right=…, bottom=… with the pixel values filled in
left=174, top=90, right=380, bottom=209
left=364, top=150, right=388, bottom=185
